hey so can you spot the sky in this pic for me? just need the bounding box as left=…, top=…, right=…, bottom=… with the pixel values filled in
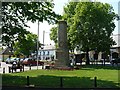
left=26, top=0, right=120, bottom=45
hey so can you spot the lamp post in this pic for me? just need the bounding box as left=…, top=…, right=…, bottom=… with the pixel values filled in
left=43, top=30, right=45, bottom=60
left=37, top=20, right=39, bottom=70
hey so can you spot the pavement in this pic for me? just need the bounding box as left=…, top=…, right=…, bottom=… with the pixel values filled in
left=0, top=61, right=114, bottom=74
left=0, top=62, right=44, bottom=74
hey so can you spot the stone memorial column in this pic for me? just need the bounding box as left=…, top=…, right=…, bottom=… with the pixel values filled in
left=55, top=21, right=70, bottom=67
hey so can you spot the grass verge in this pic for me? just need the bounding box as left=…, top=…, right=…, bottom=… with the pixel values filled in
left=2, top=65, right=120, bottom=88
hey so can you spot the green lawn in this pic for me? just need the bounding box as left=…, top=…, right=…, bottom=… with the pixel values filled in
left=2, top=65, right=120, bottom=88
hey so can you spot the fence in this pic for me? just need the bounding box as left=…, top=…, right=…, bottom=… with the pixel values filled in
left=26, top=76, right=98, bottom=88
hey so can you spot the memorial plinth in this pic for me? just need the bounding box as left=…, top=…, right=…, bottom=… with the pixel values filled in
left=54, top=21, right=70, bottom=68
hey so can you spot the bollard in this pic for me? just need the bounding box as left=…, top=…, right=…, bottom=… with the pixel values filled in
left=3, top=67, right=5, bottom=73
left=27, top=76, right=30, bottom=86
left=60, top=77, right=63, bottom=88
left=94, top=77, right=97, bottom=88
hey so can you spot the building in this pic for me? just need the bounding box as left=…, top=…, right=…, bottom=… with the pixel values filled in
left=74, top=34, right=120, bottom=61
left=0, top=47, right=13, bottom=61
left=38, top=44, right=56, bottom=60
left=110, top=34, right=120, bottom=58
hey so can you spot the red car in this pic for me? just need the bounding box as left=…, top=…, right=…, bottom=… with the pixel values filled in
left=22, top=58, right=44, bottom=66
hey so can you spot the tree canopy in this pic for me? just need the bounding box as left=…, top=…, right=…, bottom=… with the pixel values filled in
left=50, top=2, right=78, bottom=51
left=13, top=33, right=39, bottom=56
left=69, top=2, right=115, bottom=51
left=2, top=2, right=61, bottom=48
left=70, top=2, right=116, bottom=64
left=50, top=2, right=117, bottom=65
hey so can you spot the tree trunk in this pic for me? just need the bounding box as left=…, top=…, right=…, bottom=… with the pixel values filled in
left=103, top=58, right=105, bottom=66
left=86, top=49, right=90, bottom=65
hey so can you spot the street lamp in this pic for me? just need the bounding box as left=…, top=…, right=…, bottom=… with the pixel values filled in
left=42, top=30, right=45, bottom=60
left=37, top=20, right=39, bottom=70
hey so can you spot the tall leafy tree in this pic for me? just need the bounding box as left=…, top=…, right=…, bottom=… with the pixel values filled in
left=2, top=2, right=61, bottom=49
left=13, top=33, right=39, bottom=57
left=50, top=2, right=78, bottom=52
left=50, top=2, right=117, bottom=65
left=70, top=2, right=116, bottom=65
left=63, top=2, right=78, bottom=52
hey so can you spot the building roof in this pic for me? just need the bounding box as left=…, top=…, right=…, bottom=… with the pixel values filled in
left=41, top=44, right=56, bottom=50
left=0, top=47, right=13, bottom=55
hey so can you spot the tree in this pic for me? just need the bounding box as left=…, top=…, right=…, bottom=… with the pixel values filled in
left=63, top=2, right=79, bottom=52
left=2, top=2, right=61, bottom=48
left=50, top=2, right=78, bottom=51
left=13, top=33, right=39, bottom=57
left=69, top=2, right=116, bottom=65
left=50, top=2, right=117, bottom=65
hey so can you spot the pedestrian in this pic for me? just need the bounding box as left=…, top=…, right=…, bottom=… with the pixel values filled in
left=17, top=58, right=21, bottom=68
left=12, top=60, right=17, bottom=72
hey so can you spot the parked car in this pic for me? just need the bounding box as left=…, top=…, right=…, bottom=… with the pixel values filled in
left=6, top=57, right=16, bottom=64
left=6, top=57, right=22, bottom=64
left=22, top=58, right=44, bottom=66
